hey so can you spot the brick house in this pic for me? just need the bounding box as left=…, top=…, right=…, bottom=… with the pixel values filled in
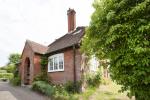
left=19, top=8, right=109, bottom=85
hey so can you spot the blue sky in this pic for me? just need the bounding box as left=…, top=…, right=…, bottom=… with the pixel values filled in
left=0, top=0, right=94, bottom=67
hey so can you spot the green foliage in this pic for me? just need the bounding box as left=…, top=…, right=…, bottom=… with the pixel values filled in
left=33, top=72, right=49, bottom=82
left=33, top=56, right=49, bottom=83
left=80, top=87, right=96, bottom=100
left=101, top=78, right=111, bottom=85
left=4, top=64, right=16, bottom=73
left=64, top=81, right=82, bottom=93
left=53, top=85, right=78, bottom=100
left=8, top=53, right=21, bottom=65
left=86, top=70, right=101, bottom=87
left=32, top=81, right=55, bottom=96
left=10, top=76, right=21, bottom=86
left=40, top=56, right=48, bottom=71
left=0, top=73, right=13, bottom=79
left=82, top=0, right=150, bottom=99
left=0, top=70, right=7, bottom=73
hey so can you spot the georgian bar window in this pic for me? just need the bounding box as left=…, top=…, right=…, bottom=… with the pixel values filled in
left=48, top=53, right=64, bottom=72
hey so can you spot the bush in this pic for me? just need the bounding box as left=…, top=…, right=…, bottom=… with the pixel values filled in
left=4, top=64, right=16, bottom=73
left=64, top=81, right=82, bottom=93
left=0, top=70, right=7, bottom=73
left=86, top=70, right=101, bottom=87
left=10, top=76, right=21, bottom=86
left=32, top=81, right=55, bottom=96
left=33, top=72, right=49, bottom=82
left=0, top=73, right=13, bottom=79
left=53, top=85, right=79, bottom=100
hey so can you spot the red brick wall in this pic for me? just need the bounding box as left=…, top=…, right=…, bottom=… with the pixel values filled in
left=20, top=43, right=34, bottom=84
left=33, top=54, right=42, bottom=77
left=47, top=48, right=82, bottom=84
left=20, top=42, right=42, bottom=85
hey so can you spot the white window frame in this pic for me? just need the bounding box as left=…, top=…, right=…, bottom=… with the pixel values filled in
left=48, top=53, right=64, bottom=72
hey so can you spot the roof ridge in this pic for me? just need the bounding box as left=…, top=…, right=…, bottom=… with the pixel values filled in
left=26, top=39, right=47, bottom=47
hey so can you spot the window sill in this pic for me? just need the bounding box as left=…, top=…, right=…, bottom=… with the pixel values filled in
left=48, top=70, right=64, bottom=73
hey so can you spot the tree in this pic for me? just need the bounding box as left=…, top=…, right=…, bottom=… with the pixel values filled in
left=8, top=53, right=21, bottom=65
left=82, top=0, right=150, bottom=99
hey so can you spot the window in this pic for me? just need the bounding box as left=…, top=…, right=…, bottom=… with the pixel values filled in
left=48, top=53, right=64, bottom=72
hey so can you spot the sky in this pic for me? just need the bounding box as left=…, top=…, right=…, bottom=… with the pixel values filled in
left=0, top=0, right=94, bottom=67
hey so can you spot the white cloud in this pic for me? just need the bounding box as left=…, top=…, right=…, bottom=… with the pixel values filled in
left=0, top=0, right=94, bottom=66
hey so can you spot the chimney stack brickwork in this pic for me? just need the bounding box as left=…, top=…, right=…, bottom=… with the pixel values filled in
left=67, top=8, right=76, bottom=32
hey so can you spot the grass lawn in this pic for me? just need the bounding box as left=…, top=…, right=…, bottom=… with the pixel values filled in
left=88, top=82, right=135, bottom=100
left=70, top=81, right=135, bottom=100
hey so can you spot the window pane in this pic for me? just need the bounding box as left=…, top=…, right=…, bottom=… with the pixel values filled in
left=59, top=56, right=63, bottom=69
left=49, top=58, right=53, bottom=70
left=54, top=57, right=58, bottom=70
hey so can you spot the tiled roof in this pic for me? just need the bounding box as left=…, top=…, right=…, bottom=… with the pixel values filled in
left=26, top=40, right=48, bottom=54
left=46, top=26, right=85, bottom=54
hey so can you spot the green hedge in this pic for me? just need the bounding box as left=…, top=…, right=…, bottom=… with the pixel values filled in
left=0, top=70, right=7, bottom=73
left=32, top=81, right=55, bottom=96
left=0, top=73, right=13, bottom=79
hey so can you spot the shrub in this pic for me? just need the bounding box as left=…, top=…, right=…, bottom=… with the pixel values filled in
left=64, top=81, right=82, bottom=93
left=10, top=76, right=21, bottom=86
left=0, top=73, right=14, bottom=79
left=53, top=85, right=79, bottom=100
left=0, top=70, right=7, bottom=73
left=33, top=72, right=49, bottom=82
left=33, top=56, right=49, bottom=83
left=86, top=70, right=101, bottom=87
left=32, top=81, right=55, bottom=96
left=4, top=64, right=16, bottom=73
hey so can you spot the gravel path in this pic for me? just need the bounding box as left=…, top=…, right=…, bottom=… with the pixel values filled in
left=0, top=82, right=49, bottom=100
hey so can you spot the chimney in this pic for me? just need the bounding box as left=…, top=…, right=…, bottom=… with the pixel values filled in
left=67, top=8, right=76, bottom=32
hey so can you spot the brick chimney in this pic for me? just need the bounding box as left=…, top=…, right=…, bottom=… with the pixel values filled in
left=67, top=8, right=76, bottom=32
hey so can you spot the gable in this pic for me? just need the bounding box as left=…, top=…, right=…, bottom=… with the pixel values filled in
left=21, top=41, right=34, bottom=58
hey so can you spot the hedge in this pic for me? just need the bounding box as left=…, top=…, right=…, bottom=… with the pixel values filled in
left=0, top=70, right=7, bottom=73
left=32, top=81, right=55, bottom=96
left=0, top=73, right=13, bottom=79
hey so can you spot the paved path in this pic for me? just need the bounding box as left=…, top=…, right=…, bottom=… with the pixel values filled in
left=0, top=82, right=49, bottom=100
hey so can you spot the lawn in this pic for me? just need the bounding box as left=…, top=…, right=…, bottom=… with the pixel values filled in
left=88, top=82, right=135, bottom=100
left=70, top=80, right=135, bottom=100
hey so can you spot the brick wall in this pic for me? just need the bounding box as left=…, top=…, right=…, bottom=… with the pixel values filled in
left=47, top=48, right=82, bottom=84
left=20, top=42, right=42, bottom=85
left=33, top=54, right=42, bottom=77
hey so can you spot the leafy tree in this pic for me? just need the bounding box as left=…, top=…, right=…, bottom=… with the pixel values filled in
left=82, top=0, right=150, bottom=99
left=8, top=53, right=21, bottom=65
